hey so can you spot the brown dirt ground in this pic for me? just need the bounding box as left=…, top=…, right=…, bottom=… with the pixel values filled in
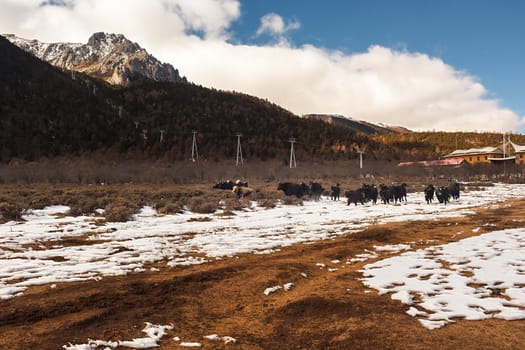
left=1, top=198, right=525, bottom=350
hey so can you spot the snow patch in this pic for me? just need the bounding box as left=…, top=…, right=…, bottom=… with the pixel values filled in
left=63, top=323, right=172, bottom=349
left=361, top=228, right=525, bottom=329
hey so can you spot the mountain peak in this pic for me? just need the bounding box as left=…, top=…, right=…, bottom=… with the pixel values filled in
left=5, top=32, right=187, bottom=86
left=88, top=32, right=123, bottom=44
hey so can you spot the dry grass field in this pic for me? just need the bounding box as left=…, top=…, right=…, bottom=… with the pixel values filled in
left=1, top=159, right=524, bottom=349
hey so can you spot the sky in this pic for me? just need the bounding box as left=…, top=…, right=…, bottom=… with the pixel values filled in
left=1, top=0, right=524, bottom=132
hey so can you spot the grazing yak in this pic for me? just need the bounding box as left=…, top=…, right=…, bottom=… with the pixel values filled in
left=392, top=183, right=407, bottom=203
left=309, top=182, right=324, bottom=201
left=424, top=184, right=435, bottom=204
left=213, top=179, right=248, bottom=190
left=436, top=186, right=450, bottom=204
left=232, top=185, right=253, bottom=198
left=213, top=180, right=235, bottom=190
left=379, top=183, right=406, bottom=204
left=277, top=182, right=310, bottom=198
left=361, top=183, right=378, bottom=204
left=330, top=184, right=341, bottom=201
left=345, top=189, right=365, bottom=206
left=379, top=184, right=395, bottom=204
left=448, top=181, right=460, bottom=200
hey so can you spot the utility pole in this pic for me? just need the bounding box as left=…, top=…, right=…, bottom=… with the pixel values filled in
left=357, top=146, right=366, bottom=170
left=141, top=129, right=148, bottom=145
left=289, top=138, right=297, bottom=168
left=358, top=150, right=364, bottom=169
left=236, top=133, right=244, bottom=166
left=503, top=132, right=506, bottom=177
left=191, top=130, right=198, bottom=162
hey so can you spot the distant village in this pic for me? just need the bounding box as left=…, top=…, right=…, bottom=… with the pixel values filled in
left=397, top=136, right=525, bottom=168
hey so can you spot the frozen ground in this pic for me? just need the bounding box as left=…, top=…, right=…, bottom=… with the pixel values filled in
left=0, top=183, right=523, bottom=300
left=1, top=183, right=525, bottom=343
left=361, top=227, right=525, bottom=329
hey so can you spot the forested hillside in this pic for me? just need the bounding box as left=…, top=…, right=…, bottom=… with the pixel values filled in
left=0, top=35, right=123, bottom=160
left=0, top=36, right=388, bottom=162
left=1, top=35, right=523, bottom=164
left=110, top=82, right=385, bottom=161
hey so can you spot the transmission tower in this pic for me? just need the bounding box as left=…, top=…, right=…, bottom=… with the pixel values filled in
left=289, top=138, right=297, bottom=168
left=357, top=145, right=367, bottom=170
left=191, top=130, right=199, bottom=162
left=236, top=133, right=244, bottom=166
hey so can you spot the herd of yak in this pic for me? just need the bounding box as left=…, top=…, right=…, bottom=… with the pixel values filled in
left=213, top=179, right=461, bottom=206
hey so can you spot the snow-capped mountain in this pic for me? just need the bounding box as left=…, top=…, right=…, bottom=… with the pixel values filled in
left=4, top=32, right=187, bottom=86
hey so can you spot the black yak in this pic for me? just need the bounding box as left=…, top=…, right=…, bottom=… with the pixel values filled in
left=424, top=184, right=435, bottom=204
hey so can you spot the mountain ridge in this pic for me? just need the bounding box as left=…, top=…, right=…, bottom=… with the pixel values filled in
left=0, top=34, right=387, bottom=162
left=4, top=32, right=187, bottom=86
left=5, top=32, right=412, bottom=138
left=302, top=114, right=411, bottom=135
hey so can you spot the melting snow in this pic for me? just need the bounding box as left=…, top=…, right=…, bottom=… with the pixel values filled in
left=264, top=285, right=282, bottom=295
left=0, top=182, right=524, bottom=333
left=361, top=228, right=525, bottom=329
left=374, top=244, right=412, bottom=252
left=1, top=183, right=522, bottom=301
left=203, top=334, right=236, bottom=344
left=180, top=342, right=202, bottom=347
left=63, top=323, right=172, bottom=349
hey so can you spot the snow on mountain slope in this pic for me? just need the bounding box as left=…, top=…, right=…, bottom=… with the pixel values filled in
left=4, top=32, right=187, bottom=86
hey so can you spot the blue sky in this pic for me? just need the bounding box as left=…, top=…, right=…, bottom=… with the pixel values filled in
left=1, top=0, right=524, bottom=132
left=232, top=0, right=525, bottom=120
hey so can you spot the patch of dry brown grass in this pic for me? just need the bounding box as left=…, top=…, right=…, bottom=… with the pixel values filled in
left=0, top=201, right=24, bottom=222
left=186, top=197, right=219, bottom=214
left=103, top=203, right=140, bottom=222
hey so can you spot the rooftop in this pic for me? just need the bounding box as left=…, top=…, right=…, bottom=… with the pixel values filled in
left=443, top=147, right=503, bottom=158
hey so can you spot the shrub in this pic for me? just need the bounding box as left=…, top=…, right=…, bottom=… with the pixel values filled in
left=187, top=197, right=219, bottom=214
left=67, top=198, right=100, bottom=216
left=156, top=200, right=184, bottom=215
left=0, top=202, right=24, bottom=222
left=222, top=197, right=243, bottom=211
left=104, top=203, right=138, bottom=222
left=257, top=198, right=276, bottom=209
left=281, top=196, right=303, bottom=206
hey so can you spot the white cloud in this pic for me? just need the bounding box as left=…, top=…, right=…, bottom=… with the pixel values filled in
left=166, top=42, right=524, bottom=132
left=256, top=12, right=300, bottom=36
left=0, top=0, right=523, bottom=132
left=163, top=0, right=240, bottom=40
left=254, top=13, right=300, bottom=46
